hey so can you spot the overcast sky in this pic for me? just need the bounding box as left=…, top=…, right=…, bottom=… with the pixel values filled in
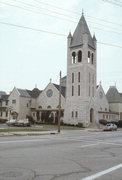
left=0, top=0, right=122, bottom=94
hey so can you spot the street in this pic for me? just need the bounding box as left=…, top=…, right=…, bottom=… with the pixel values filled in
left=0, top=130, right=122, bottom=180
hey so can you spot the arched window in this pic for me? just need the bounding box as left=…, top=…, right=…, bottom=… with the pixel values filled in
left=78, top=85, right=80, bottom=96
left=88, top=51, right=90, bottom=63
left=38, top=106, right=42, bottom=109
left=47, top=105, right=51, bottom=109
left=92, top=74, right=94, bottom=84
left=78, top=72, right=80, bottom=82
left=72, top=73, right=74, bottom=83
left=72, top=51, right=76, bottom=64
left=89, top=73, right=90, bottom=83
left=91, top=53, right=94, bottom=64
left=78, top=50, right=82, bottom=62
left=72, top=86, right=74, bottom=96
left=71, top=111, right=74, bottom=118
left=92, top=86, right=94, bottom=97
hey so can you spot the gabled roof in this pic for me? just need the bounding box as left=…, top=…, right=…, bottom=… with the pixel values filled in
left=27, top=88, right=42, bottom=98
left=0, top=95, right=9, bottom=101
left=17, top=88, right=31, bottom=98
left=106, top=86, right=122, bottom=103
left=70, top=14, right=95, bottom=49
left=53, top=84, right=66, bottom=97
left=0, top=91, right=6, bottom=98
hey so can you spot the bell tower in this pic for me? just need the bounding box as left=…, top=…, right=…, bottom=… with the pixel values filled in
left=64, top=13, right=97, bottom=127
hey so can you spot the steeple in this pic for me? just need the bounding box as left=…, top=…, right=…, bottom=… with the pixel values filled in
left=70, top=14, right=95, bottom=49
left=67, top=31, right=72, bottom=38
left=93, top=34, right=97, bottom=41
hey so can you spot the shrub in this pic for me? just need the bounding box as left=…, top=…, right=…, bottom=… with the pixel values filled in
left=0, top=119, right=7, bottom=123
left=99, top=119, right=107, bottom=125
left=110, top=121, right=119, bottom=126
left=76, top=123, right=83, bottom=128
left=26, top=115, right=34, bottom=124
left=60, top=120, right=64, bottom=125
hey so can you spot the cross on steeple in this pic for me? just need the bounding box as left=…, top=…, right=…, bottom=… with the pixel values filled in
left=82, top=9, right=84, bottom=16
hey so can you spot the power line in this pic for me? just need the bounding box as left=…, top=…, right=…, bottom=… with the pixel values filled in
left=34, top=0, right=122, bottom=27
left=113, top=0, right=122, bottom=3
left=0, top=1, right=79, bottom=23
left=0, top=21, right=66, bottom=37
left=1, top=0, right=122, bottom=37
left=15, top=0, right=122, bottom=33
left=1, top=0, right=122, bottom=29
left=0, top=20, right=122, bottom=49
left=102, top=0, right=122, bottom=7
left=0, top=0, right=77, bottom=20
left=98, top=41, right=122, bottom=48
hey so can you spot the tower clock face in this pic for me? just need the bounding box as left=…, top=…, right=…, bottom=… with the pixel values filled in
left=46, top=89, right=53, bottom=97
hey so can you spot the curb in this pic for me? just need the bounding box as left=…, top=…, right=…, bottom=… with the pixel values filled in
left=0, top=131, right=59, bottom=137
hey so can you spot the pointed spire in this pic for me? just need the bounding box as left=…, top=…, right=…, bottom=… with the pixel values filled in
left=82, top=9, right=84, bottom=16
left=50, top=78, right=52, bottom=83
left=67, top=31, right=72, bottom=38
left=35, top=84, right=37, bottom=88
left=93, top=33, right=97, bottom=41
left=70, top=12, right=95, bottom=48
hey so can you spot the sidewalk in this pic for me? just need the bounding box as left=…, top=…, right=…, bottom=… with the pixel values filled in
left=0, top=130, right=59, bottom=137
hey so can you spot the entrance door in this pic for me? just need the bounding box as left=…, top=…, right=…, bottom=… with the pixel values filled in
left=90, top=108, right=94, bottom=123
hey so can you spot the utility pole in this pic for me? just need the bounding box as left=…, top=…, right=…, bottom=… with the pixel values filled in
left=58, top=71, right=61, bottom=133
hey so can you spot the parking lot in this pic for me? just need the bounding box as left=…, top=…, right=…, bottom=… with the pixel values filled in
left=0, top=129, right=122, bottom=180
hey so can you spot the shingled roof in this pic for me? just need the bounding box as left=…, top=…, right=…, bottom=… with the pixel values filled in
left=53, top=84, right=66, bottom=97
left=0, top=91, right=6, bottom=98
left=106, top=86, right=122, bottom=103
left=0, top=95, right=9, bottom=101
left=27, top=88, right=42, bottom=98
left=70, top=14, right=95, bottom=49
left=17, top=89, right=31, bottom=98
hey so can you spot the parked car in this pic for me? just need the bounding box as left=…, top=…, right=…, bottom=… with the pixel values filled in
left=103, top=123, right=117, bottom=131
left=15, top=119, right=31, bottom=127
left=6, top=119, right=16, bottom=126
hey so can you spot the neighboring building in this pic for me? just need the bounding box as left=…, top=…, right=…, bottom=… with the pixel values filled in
left=8, top=87, right=41, bottom=120
left=106, top=86, right=122, bottom=120
left=0, top=92, right=9, bottom=122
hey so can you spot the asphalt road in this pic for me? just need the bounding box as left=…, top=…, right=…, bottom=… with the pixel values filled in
left=0, top=130, right=122, bottom=180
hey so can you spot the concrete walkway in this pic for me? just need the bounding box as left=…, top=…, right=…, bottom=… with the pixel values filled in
left=0, top=130, right=59, bottom=137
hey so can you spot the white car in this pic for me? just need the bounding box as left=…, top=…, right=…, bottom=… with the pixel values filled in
left=15, top=119, right=31, bottom=127
left=6, top=119, right=16, bottom=126
left=104, top=123, right=117, bottom=131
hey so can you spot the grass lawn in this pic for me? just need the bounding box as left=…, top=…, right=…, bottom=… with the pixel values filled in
left=0, top=129, right=48, bottom=133
left=42, top=124, right=84, bottom=130
left=0, top=123, right=84, bottom=133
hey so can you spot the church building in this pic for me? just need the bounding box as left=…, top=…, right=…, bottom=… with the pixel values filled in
left=0, top=13, right=122, bottom=126
left=64, top=13, right=97, bottom=127
left=63, top=13, right=121, bottom=127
